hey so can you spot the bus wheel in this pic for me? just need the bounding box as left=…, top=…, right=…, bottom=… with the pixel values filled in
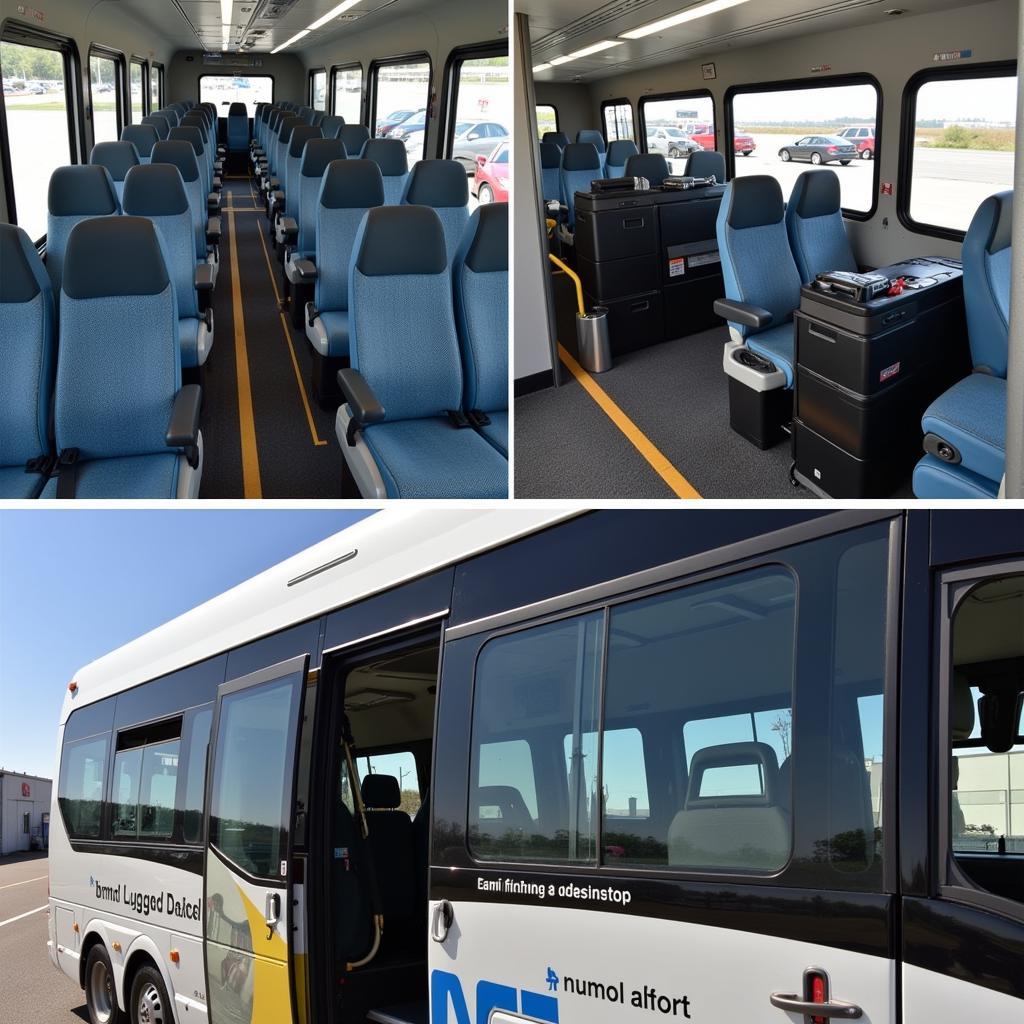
left=85, top=945, right=125, bottom=1024
left=130, top=965, right=170, bottom=1024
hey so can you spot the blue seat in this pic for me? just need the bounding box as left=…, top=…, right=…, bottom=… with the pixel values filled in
left=362, top=139, right=409, bottom=204
left=90, top=141, right=140, bottom=203
left=539, top=142, right=562, bottom=203
left=683, top=150, right=727, bottom=182
left=785, top=169, right=857, bottom=283
left=256, top=107, right=284, bottom=173
left=120, top=125, right=159, bottom=164
left=0, top=224, right=56, bottom=498
left=560, top=143, right=601, bottom=229
left=716, top=175, right=803, bottom=388
left=605, top=140, right=639, bottom=178
left=283, top=138, right=348, bottom=278
left=141, top=114, right=170, bottom=140
left=253, top=103, right=270, bottom=150
left=297, top=106, right=316, bottom=125
left=274, top=125, right=323, bottom=243
left=41, top=216, right=202, bottom=498
left=46, top=164, right=121, bottom=302
left=151, top=140, right=219, bottom=280
left=542, top=131, right=569, bottom=151
left=625, top=152, right=670, bottom=187
left=305, top=159, right=385, bottom=362
left=167, top=102, right=187, bottom=119
left=268, top=115, right=303, bottom=210
left=169, top=126, right=217, bottom=201
left=335, top=205, right=508, bottom=498
left=452, top=203, right=508, bottom=455
left=339, top=124, right=370, bottom=157
left=156, top=107, right=180, bottom=128
left=400, top=159, right=469, bottom=263
left=227, top=101, right=249, bottom=153
left=912, top=191, right=1012, bottom=497
left=576, top=130, right=607, bottom=171
left=181, top=112, right=223, bottom=180
left=200, top=103, right=221, bottom=151
left=320, top=114, right=345, bottom=140
left=123, top=163, right=213, bottom=370
left=311, top=111, right=325, bottom=127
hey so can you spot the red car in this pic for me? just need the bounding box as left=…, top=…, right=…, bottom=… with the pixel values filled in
left=474, top=141, right=509, bottom=204
left=837, top=125, right=876, bottom=159
left=689, top=124, right=757, bottom=156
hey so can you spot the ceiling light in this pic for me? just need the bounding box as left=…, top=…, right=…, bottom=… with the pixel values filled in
left=271, top=28, right=310, bottom=54
left=566, top=39, right=622, bottom=59
left=221, top=0, right=232, bottom=30
left=222, top=26, right=230, bottom=51
left=532, top=62, right=552, bottom=73
left=620, top=0, right=754, bottom=41
left=307, top=0, right=363, bottom=31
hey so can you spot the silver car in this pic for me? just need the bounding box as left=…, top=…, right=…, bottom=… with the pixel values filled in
left=452, top=121, right=509, bottom=171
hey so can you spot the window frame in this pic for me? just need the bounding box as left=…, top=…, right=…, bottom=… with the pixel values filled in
left=87, top=43, right=126, bottom=142
left=367, top=50, right=433, bottom=159
left=128, top=55, right=147, bottom=122
left=329, top=61, right=363, bottom=122
left=897, top=59, right=1017, bottom=242
left=108, top=715, right=184, bottom=842
left=600, top=97, right=634, bottom=142
left=149, top=60, right=163, bottom=110
left=197, top=72, right=275, bottom=120
left=57, top=730, right=111, bottom=840
left=535, top=102, right=558, bottom=140
left=308, top=66, right=327, bottom=111
left=724, top=71, right=883, bottom=221
left=438, top=39, right=508, bottom=160
left=637, top=88, right=716, bottom=156
left=0, top=19, right=84, bottom=244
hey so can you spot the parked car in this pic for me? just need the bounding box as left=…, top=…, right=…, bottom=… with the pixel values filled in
left=778, top=135, right=859, bottom=165
left=474, top=141, right=508, bottom=203
left=453, top=121, right=508, bottom=171
left=376, top=108, right=423, bottom=136
left=646, top=126, right=702, bottom=158
left=390, top=113, right=427, bottom=141
left=837, top=125, right=876, bottom=159
left=688, top=124, right=756, bottom=155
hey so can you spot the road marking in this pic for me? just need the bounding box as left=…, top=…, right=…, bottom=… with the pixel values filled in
left=557, top=343, right=701, bottom=499
left=226, top=192, right=264, bottom=497
left=0, top=905, right=47, bottom=928
left=0, top=874, right=47, bottom=891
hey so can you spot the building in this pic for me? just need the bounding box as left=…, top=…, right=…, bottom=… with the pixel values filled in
left=0, top=771, right=52, bottom=855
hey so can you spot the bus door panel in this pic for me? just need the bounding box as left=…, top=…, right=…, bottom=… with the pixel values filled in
left=204, top=655, right=309, bottom=1024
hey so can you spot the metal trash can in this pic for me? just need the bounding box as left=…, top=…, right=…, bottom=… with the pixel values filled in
left=576, top=306, right=612, bottom=373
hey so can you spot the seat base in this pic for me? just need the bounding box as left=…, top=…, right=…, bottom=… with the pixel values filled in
left=920, top=372, right=1006, bottom=483
left=912, top=453, right=1001, bottom=499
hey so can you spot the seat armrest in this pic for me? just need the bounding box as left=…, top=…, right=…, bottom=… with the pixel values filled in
left=280, top=217, right=299, bottom=245
left=212, top=176, right=222, bottom=191
left=713, top=298, right=774, bottom=331
left=206, top=216, right=222, bottom=246
left=166, top=384, right=202, bottom=468
left=338, top=368, right=386, bottom=446
left=207, top=193, right=221, bottom=213
left=194, top=263, right=215, bottom=312
left=272, top=189, right=285, bottom=207
left=293, top=258, right=317, bottom=282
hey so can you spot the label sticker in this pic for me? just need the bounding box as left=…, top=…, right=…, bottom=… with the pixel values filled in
left=934, top=49, right=972, bottom=62
left=668, top=257, right=686, bottom=278
left=810, top=64, right=832, bottom=74
left=702, top=62, right=717, bottom=80
left=688, top=251, right=721, bottom=268
left=880, top=361, right=901, bottom=382
left=881, top=182, right=893, bottom=196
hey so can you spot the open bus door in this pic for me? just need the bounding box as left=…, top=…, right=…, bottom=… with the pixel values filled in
left=203, top=655, right=309, bottom=1024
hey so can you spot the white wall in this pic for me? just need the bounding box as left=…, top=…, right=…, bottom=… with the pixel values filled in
left=0, top=774, right=52, bottom=856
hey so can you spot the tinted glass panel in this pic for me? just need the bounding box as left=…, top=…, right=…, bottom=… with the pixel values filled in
left=112, top=747, right=142, bottom=837
left=535, top=104, right=557, bottom=140
left=139, top=740, right=179, bottom=837
left=130, top=61, right=144, bottom=122
left=150, top=65, right=161, bottom=109
left=639, top=94, right=715, bottom=173
left=333, top=65, right=362, bottom=124
left=448, top=54, right=510, bottom=181
left=182, top=706, right=213, bottom=844
left=90, top=54, right=120, bottom=143
left=58, top=734, right=108, bottom=838
left=199, top=74, right=273, bottom=120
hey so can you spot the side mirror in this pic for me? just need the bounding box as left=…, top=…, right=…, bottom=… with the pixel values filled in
left=476, top=154, right=487, bottom=167
left=467, top=132, right=480, bottom=141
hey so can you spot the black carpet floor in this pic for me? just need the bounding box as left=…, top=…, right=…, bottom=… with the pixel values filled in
left=197, top=173, right=344, bottom=498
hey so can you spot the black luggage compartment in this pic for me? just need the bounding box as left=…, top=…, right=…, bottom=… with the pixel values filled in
left=578, top=252, right=661, bottom=302
left=574, top=192, right=658, bottom=263
left=585, top=288, right=664, bottom=355
left=792, top=418, right=910, bottom=499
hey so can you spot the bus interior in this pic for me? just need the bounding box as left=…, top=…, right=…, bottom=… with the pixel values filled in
left=0, top=0, right=509, bottom=500
left=513, top=0, right=1023, bottom=500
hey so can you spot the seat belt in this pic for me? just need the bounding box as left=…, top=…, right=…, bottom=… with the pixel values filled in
left=55, top=448, right=80, bottom=499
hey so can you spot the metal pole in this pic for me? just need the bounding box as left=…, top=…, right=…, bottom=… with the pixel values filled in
left=1004, top=0, right=1024, bottom=496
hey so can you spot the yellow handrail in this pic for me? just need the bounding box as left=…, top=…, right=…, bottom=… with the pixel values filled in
left=548, top=253, right=586, bottom=317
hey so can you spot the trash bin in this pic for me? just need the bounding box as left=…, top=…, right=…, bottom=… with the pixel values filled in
left=723, top=341, right=791, bottom=448
left=576, top=306, right=612, bottom=373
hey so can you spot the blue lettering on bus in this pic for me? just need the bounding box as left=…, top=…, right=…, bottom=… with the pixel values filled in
left=431, top=969, right=560, bottom=1024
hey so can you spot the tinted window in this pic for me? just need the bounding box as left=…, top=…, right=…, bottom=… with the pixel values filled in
left=150, top=64, right=161, bottom=109
left=373, top=59, right=431, bottom=156
left=357, top=751, right=421, bottom=816
left=139, top=740, right=179, bottom=837
left=112, top=747, right=142, bottom=837
left=639, top=93, right=715, bottom=172
left=311, top=70, right=327, bottom=111
left=181, top=706, right=213, bottom=844
left=603, top=101, right=634, bottom=141
left=333, top=65, right=362, bottom=124
left=58, top=734, right=109, bottom=838
left=448, top=52, right=509, bottom=169
left=89, top=52, right=121, bottom=143
left=129, top=60, right=144, bottom=122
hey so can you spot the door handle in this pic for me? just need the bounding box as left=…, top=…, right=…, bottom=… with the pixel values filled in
left=265, top=892, right=281, bottom=939
left=769, top=992, right=862, bottom=1019
left=430, top=899, right=453, bottom=943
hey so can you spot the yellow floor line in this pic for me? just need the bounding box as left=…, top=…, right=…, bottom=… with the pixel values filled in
left=225, top=194, right=264, bottom=497
left=557, top=342, right=701, bottom=499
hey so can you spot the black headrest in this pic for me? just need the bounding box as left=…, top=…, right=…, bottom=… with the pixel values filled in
left=180, top=115, right=208, bottom=135
left=790, top=169, right=841, bottom=219
left=259, top=104, right=272, bottom=123
left=48, top=165, right=120, bottom=216
left=340, top=124, right=370, bottom=153
left=625, top=152, right=669, bottom=186
left=122, top=163, right=189, bottom=217
left=278, top=115, right=303, bottom=144
left=977, top=190, right=1013, bottom=254
left=685, top=149, right=727, bottom=182
left=63, top=216, right=169, bottom=300
left=150, top=140, right=200, bottom=183
left=561, top=142, right=601, bottom=172
left=725, top=175, right=785, bottom=230
left=607, top=139, right=639, bottom=165
left=685, top=741, right=780, bottom=807
left=403, top=159, right=468, bottom=207
left=141, top=115, right=170, bottom=139
left=301, top=138, right=347, bottom=177
left=539, top=142, right=561, bottom=169
left=0, top=223, right=44, bottom=302
left=362, top=774, right=400, bottom=809
left=362, top=138, right=408, bottom=176
left=356, top=205, right=446, bottom=276
left=320, top=114, right=345, bottom=139
left=576, top=129, right=606, bottom=153
left=320, top=159, right=384, bottom=209
left=169, top=126, right=205, bottom=156
left=463, top=202, right=507, bottom=273
left=90, top=141, right=140, bottom=181
left=120, top=125, right=159, bottom=157
left=289, top=125, right=322, bottom=158
left=228, top=102, right=247, bottom=117
left=542, top=131, right=569, bottom=149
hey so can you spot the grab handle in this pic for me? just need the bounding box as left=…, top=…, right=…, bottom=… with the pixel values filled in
left=548, top=253, right=585, bottom=316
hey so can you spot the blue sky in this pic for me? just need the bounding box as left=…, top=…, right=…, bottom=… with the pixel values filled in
left=0, top=510, right=372, bottom=779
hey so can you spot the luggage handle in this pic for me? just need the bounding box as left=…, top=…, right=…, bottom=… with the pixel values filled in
left=621, top=217, right=645, bottom=229
left=808, top=324, right=836, bottom=343
left=630, top=300, right=650, bottom=314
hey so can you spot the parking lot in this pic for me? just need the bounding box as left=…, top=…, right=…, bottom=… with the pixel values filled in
left=0, top=853, right=82, bottom=1023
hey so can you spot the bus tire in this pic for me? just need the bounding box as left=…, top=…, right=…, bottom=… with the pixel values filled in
left=129, top=964, right=171, bottom=1024
left=85, top=944, right=125, bottom=1024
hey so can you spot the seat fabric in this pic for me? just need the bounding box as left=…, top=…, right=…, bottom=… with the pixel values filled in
left=542, top=131, right=569, bottom=150
left=121, top=125, right=159, bottom=162
left=605, top=139, right=639, bottom=177
left=962, top=190, right=1012, bottom=376
left=920, top=372, right=1006, bottom=483
left=151, top=140, right=209, bottom=262
left=684, top=150, right=727, bottom=181
left=339, top=124, right=370, bottom=156
left=785, top=169, right=857, bottom=283
left=39, top=452, right=180, bottom=498
left=625, top=152, right=670, bottom=187
left=0, top=465, right=45, bottom=499
left=227, top=101, right=249, bottom=152
left=401, top=159, right=470, bottom=261
left=539, top=142, right=561, bottom=203
left=912, top=454, right=1001, bottom=499
left=312, top=310, right=350, bottom=359
left=560, top=143, right=601, bottom=228
left=362, top=139, right=409, bottom=204
left=478, top=411, right=508, bottom=456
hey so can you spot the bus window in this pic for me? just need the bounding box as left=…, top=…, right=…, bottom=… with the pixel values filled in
left=0, top=36, right=74, bottom=243
left=129, top=58, right=144, bottom=122
left=180, top=706, right=213, bottom=844
left=356, top=751, right=420, bottom=815
left=89, top=50, right=122, bottom=144
left=198, top=73, right=273, bottom=120
left=446, top=52, right=510, bottom=180
left=536, top=103, right=557, bottom=140
left=906, top=71, right=1017, bottom=235
left=602, top=99, right=634, bottom=141
left=310, top=68, right=327, bottom=111
left=112, top=746, right=143, bottom=837
left=332, top=64, right=362, bottom=124
left=372, top=57, right=431, bottom=162
left=729, top=79, right=880, bottom=215
left=639, top=92, right=715, bottom=173
left=150, top=61, right=162, bottom=110
left=57, top=734, right=108, bottom=838
left=139, top=739, right=179, bottom=837
left=563, top=728, right=650, bottom=831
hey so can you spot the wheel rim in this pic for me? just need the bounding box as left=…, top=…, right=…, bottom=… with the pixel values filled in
left=479, top=186, right=492, bottom=204
left=88, top=960, right=115, bottom=1024
left=781, top=151, right=789, bottom=161
left=137, top=981, right=165, bottom=1024
left=811, top=153, right=821, bottom=164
